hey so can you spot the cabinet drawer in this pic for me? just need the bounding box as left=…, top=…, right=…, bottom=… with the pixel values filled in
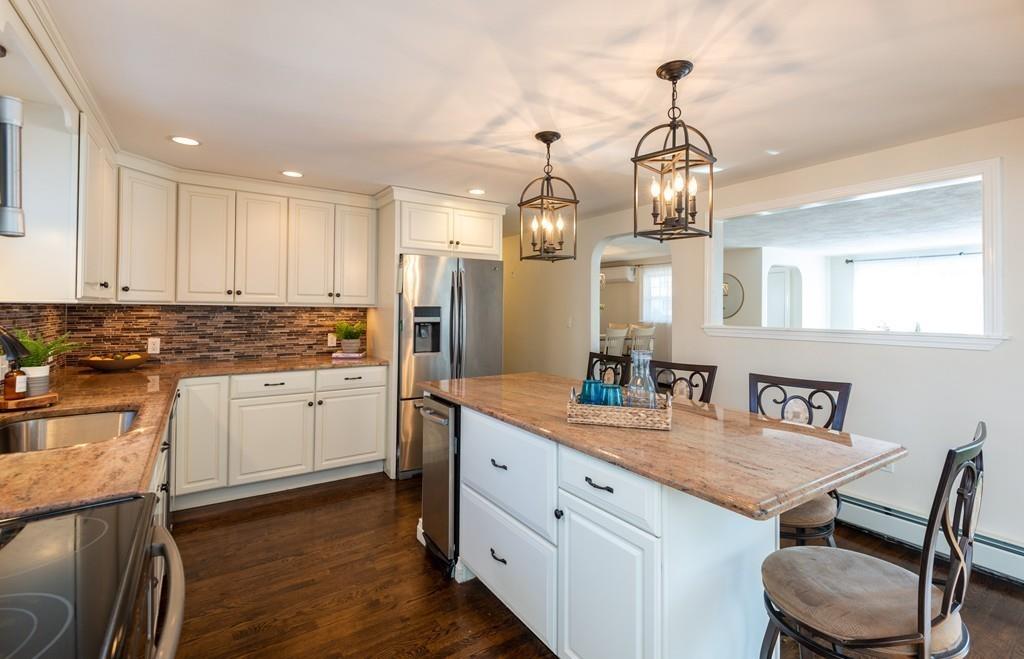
left=460, top=408, right=558, bottom=543
left=558, top=445, right=662, bottom=536
left=230, top=370, right=315, bottom=398
left=460, top=484, right=556, bottom=651
left=316, top=366, right=386, bottom=391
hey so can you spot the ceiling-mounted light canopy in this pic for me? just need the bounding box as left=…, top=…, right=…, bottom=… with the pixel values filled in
left=519, top=131, right=578, bottom=262
left=632, top=60, right=716, bottom=242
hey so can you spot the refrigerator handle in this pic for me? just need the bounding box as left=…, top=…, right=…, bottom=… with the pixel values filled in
left=457, top=269, right=466, bottom=378
left=449, top=270, right=457, bottom=379
left=396, top=254, right=404, bottom=295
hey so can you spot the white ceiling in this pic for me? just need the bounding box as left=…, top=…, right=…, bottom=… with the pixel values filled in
left=723, top=179, right=982, bottom=256
left=600, top=234, right=671, bottom=264
left=44, top=0, right=1024, bottom=217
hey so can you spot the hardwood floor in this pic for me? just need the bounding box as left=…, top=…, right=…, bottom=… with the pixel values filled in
left=171, top=474, right=1024, bottom=658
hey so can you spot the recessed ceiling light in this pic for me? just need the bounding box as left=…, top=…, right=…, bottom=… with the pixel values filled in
left=765, top=149, right=781, bottom=156
left=281, top=171, right=303, bottom=178
left=171, top=136, right=200, bottom=146
left=468, top=188, right=486, bottom=195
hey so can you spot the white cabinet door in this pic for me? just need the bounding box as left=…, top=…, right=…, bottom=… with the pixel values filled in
left=453, top=208, right=502, bottom=258
left=235, top=192, right=288, bottom=304
left=174, top=377, right=229, bottom=495
left=229, top=393, right=315, bottom=485
left=334, top=206, right=377, bottom=306
left=314, top=387, right=385, bottom=470
left=400, top=202, right=453, bottom=252
left=558, top=490, right=662, bottom=659
left=287, top=199, right=335, bottom=304
left=176, top=185, right=236, bottom=303
left=118, top=168, right=177, bottom=302
left=78, top=122, right=118, bottom=299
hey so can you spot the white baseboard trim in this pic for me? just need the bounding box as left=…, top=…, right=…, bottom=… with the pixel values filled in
left=453, top=558, right=475, bottom=584
left=839, top=496, right=1024, bottom=583
left=171, top=460, right=384, bottom=511
left=416, top=517, right=425, bottom=547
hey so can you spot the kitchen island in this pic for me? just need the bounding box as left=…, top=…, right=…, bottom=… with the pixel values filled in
left=421, top=372, right=906, bottom=658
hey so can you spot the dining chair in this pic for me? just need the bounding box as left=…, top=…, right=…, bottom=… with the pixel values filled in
left=760, top=422, right=986, bottom=659
left=749, top=373, right=853, bottom=547
left=649, top=360, right=718, bottom=404
left=586, top=352, right=630, bottom=386
left=628, top=323, right=656, bottom=353
left=603, top=326, right=628, bottom=357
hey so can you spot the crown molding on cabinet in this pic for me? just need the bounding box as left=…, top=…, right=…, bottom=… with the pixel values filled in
left=116, top=151, right=376, bottom=210
left=375, top=186, right=507, bottom=215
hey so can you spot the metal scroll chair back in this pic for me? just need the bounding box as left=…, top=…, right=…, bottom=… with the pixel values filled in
left=748, top=373, right=852, bottom=430
left=650, top=360, right=718, bottom=404
left=914, top=421, right=986, bottom=657
left=586, top=352, right=630, bottom=386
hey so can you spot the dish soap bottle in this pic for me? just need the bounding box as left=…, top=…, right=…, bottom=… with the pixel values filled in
left=3, top=361, right=27, bottom=400
left=625, top=349, right=658, bottom=408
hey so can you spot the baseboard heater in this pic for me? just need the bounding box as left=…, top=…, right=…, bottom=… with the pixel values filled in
left=838, top=495, right=1024, bottom=586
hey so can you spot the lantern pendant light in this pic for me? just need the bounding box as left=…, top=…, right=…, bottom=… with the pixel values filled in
left=519, top=131, right=578, bottom=262
left=632, top=60, right=716, bottom=241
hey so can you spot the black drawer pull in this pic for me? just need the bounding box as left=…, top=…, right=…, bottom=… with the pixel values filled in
left=585, top=476, right=614, bottom=494
left=160, top=441, right=170, bottom=452
left=343, top=376, right=363, bottom=381
left=490, top=458, right=508, bottom=470
left=490, top=548, right=507, bottom=565
left=99, top=281, right=110, bottom=288
left=121, top=285, right=130, bottom=292
left=264, top=382, right=286, bottom=387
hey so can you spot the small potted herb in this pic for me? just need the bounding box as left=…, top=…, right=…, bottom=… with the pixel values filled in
left=12, top=330, right=78, bottom=396
left=334, top=320, right=366, bottom=354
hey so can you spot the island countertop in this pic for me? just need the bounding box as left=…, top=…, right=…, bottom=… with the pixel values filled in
left=0, top=355, right=388, bottom=520
left=420, top=372, right=907, bottom=520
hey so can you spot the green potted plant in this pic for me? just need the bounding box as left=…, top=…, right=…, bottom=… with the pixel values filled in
left=12, top=330, right=78, bottom=396
left=334, top=320, right=366, bottom=354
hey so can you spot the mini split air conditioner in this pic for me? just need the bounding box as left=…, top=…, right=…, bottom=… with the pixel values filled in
left=600, top=266, right=636, bottom=284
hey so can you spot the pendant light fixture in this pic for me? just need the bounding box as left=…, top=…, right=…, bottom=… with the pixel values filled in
left=632, top=60, right=716, bottom=241
left=519, top=131, right=578, bottom=262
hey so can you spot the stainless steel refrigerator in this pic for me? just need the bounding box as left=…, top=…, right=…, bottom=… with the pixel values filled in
left=398, top=254, right=503, bottom=476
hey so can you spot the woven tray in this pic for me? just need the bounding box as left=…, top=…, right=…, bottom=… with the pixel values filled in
left=566, top=394, right=672, bottom=431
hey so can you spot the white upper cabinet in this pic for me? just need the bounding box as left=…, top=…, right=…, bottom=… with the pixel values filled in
left=176, top=185, right=236, bottom=303
left=400, top=202, right=454, bottom=252
left=398, top=200, right=502, bottom=259
left=288, top=199, right=335, bottom=304
left=118, top=168, right=177, bottom=302
left=453, top=208, right=502, bottom=257
left=78, top=120, right=118, bottom=300
left=335, top=206, right=377, bottom=305
left=235, top=192, right=288, bottom=304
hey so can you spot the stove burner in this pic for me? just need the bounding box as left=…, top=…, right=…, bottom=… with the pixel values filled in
left=0, top=593, right=72, bottom=658
left=0, top=517, right=109, bottom=581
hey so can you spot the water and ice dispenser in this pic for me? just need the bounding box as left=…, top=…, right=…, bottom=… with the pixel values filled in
left=413, top=306, right=441, bottom=353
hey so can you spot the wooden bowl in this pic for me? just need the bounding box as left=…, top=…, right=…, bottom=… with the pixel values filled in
left=82, top=353, right=150, bottom=372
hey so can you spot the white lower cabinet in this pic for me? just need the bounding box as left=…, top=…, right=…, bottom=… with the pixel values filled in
left=460, top=484, right=557, bottom=651
left=174, top=376, right=229, bottom=495
left=314, top=387, right=386, bottom=470
left=229, top=393, right=315, bottom=485
left=558, top=490, right=661, bottom=659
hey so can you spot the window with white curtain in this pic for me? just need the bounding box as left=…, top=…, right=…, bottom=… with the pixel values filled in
left=640, top=264, right=672, bottom=323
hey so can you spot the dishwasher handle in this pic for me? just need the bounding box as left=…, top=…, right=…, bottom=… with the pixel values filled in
left=419, top=406, right=450, bottom=426
left=151, top=525, right=185, bottom=659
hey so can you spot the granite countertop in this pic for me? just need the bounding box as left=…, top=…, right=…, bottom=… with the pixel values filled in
left=420, top=372, right=907, bottom=520
left=0, top=355, right=388, bottom=520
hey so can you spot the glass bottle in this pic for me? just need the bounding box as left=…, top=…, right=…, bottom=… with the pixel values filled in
left=3, top=361, right=27, bottom=401
left=625, top=350, right=657, bottom=408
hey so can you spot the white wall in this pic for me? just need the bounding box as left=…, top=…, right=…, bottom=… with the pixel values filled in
left=722, top=248, right=762, bottom=326
left=759, top=246, right=830, bottom=329
left=504, top=116, right=1024, bottom=550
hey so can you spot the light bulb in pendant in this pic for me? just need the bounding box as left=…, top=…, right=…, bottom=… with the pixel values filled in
left=673, top=172, right=684, bottom=191
left=556, top=215, right=565, bottom=231
left=650, top=178, right=660, bottom=198
left=531, top=217, right=539, bottom=232
left=688, top=176, right=698, bottom=196
left=663, top=186, right=673, bottom=202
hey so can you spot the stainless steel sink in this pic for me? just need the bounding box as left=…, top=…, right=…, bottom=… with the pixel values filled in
left=0, top=411, right=137, bottom=455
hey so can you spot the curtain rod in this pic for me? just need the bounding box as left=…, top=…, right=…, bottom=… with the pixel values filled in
left=844, top=251, right=981, bottom=265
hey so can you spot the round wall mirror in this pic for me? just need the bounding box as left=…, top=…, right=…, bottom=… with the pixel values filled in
left=723, top=273, right=745, bottom=319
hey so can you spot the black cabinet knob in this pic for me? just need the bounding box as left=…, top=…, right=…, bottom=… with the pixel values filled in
left=121, top=286, right=130, bottom=292
left=99, top=281, right=109, bottom=288
left=554, top=509, right=563, bottom=519
left=328, top=292, right=334, bottom=297
left=160, top=441, right=170, bottom=452
left=235, top=290, right=242, bottom=296
left=227, top=289, right=233, bottom=295
left=455, top=241, right=461, bottom=246
left=317, top=400, right=324, bottom=405
left=307, top=401, right=314, bottom=407
left=448, top=240, right=454, bottom=245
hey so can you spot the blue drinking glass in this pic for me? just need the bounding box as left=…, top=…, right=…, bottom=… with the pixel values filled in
left=581, top=379, right=602, bottom=404
left=601, top=383, right=623, bottom=407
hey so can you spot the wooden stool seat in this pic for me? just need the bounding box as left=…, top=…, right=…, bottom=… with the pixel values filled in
left=762, top=546, right=964, bottom=656
left=779, top=493, right=837, bottom=528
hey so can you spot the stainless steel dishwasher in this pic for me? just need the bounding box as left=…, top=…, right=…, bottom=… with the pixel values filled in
left=419, top=394, right=458, bottom=574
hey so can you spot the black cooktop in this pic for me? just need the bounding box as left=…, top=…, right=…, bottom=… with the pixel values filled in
left=0, top=496, right=154, bottom=658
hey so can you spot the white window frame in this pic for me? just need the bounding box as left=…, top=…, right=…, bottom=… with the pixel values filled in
left=703, top=158, right=1006, bottom=350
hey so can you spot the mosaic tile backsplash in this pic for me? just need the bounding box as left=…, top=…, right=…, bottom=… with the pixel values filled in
left=0, top=304, right=368, bottom=364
